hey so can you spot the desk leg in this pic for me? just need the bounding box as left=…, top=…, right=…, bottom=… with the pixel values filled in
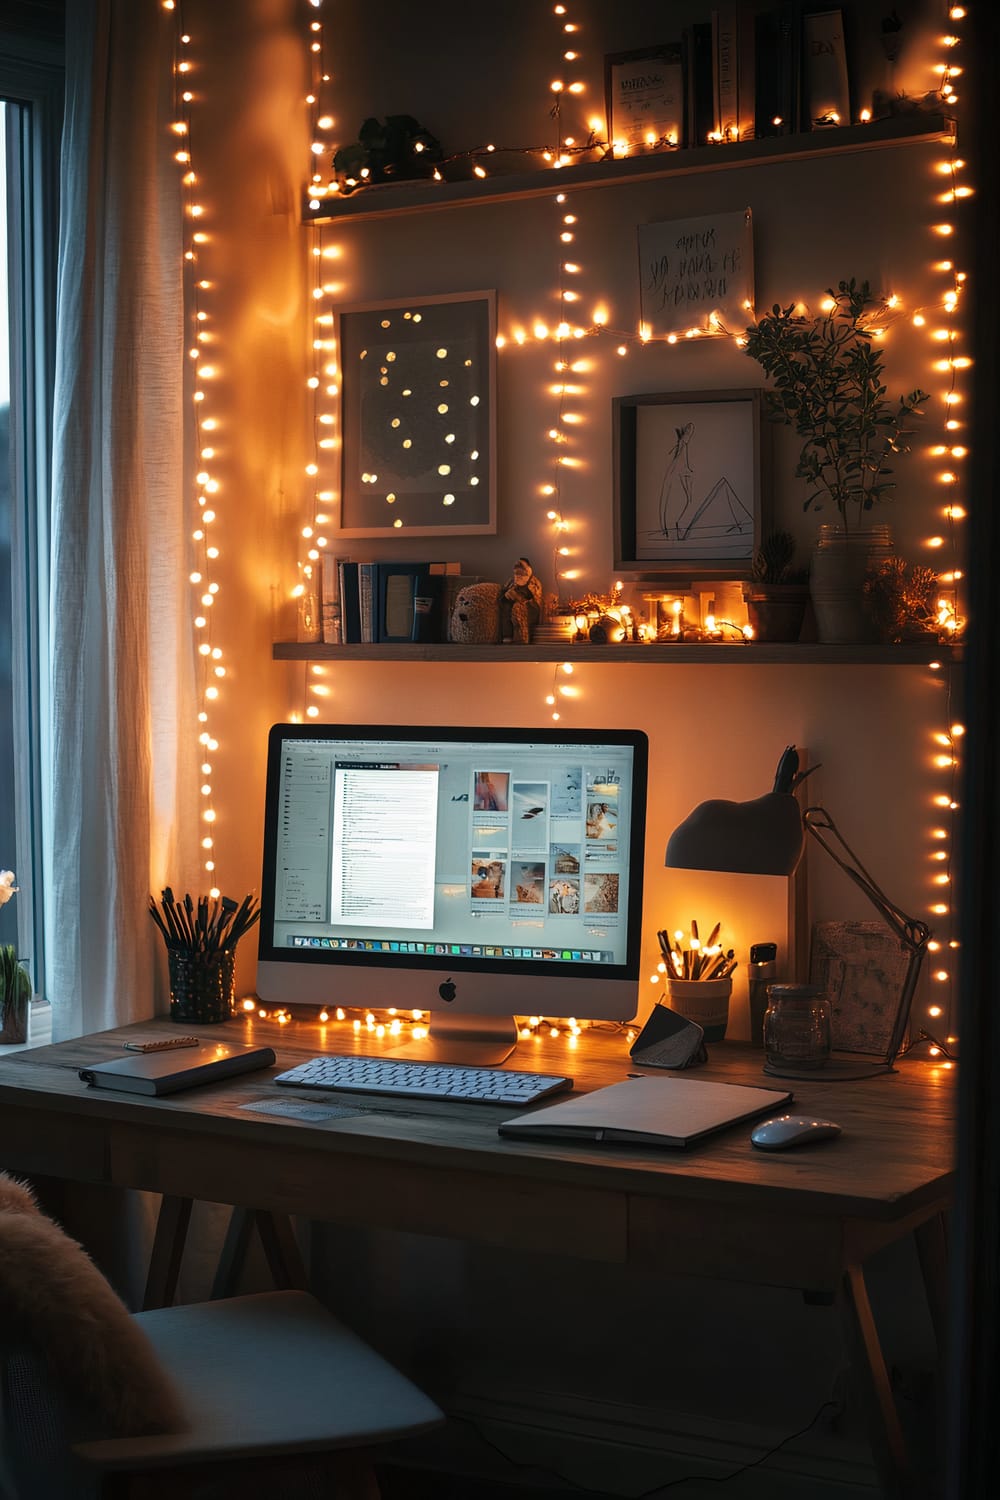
left=211, top=1207, right=257, bottom=1299
left=142, top=1195, right=193, bottom=1310
left=841, top=1262, right=913, bottom=1500
left=914, top=1210, right=949, bottom=1361
left=254, top=1209, right=310, bottom=1291
left=211, top=1208, right=310, bottom=1298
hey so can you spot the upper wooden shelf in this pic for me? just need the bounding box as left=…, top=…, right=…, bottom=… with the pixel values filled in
left=303, top=114, right=954, bottom=225
left=273, top=641, right=960, bottom=666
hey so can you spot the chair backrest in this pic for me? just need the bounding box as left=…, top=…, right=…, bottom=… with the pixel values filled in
left=0, top=1344, right=95, bottom=1500
left=0, top=1172, right=186, bottom=1498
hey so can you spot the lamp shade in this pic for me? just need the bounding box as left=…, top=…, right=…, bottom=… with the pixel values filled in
left=665, top=790, right=806, bottom=877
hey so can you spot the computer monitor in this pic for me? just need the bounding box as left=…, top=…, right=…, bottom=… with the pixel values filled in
left=257, top=722, right=649, bottom=1064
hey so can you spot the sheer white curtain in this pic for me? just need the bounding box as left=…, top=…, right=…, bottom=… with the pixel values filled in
left=46, top=0, right=199, bottom=1039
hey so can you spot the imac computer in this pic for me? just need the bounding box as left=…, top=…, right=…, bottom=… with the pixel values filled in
left=257, top=722, right=649, bottom=1065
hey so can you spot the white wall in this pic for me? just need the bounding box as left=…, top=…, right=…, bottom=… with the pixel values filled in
left=185, top=0, right=961, bottom=1043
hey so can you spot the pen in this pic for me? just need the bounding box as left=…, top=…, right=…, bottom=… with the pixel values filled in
left=123, top=1037, right=201, bottom=1053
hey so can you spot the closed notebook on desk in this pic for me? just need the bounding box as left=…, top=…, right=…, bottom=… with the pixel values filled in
left=78, top=1042, right=275, bottom=1096
left=498, top=1077, right=793, bottom=1148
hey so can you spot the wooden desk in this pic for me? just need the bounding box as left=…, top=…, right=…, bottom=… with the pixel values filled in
left=0, top=1017, right=955, bottom=1498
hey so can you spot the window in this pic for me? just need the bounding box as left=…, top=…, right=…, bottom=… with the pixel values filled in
left=1, top=5, right=63, bottom=987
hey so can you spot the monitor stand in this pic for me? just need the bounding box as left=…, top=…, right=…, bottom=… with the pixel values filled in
left=387, top=1011, right=517, bottom=1067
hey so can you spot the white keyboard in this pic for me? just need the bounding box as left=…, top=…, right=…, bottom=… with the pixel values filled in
left=273, top=1053, right=573, bottom=1107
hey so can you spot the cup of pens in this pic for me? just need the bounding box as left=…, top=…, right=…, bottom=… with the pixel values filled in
left=149, top=888, right=261, bottom=1025
left=657, top=920, right=738, bottom=1044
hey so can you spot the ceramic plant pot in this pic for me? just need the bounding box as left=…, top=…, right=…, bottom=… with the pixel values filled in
left=809, top=524, right=893, bottom=644
left=742, top=582, right=810, bottom=642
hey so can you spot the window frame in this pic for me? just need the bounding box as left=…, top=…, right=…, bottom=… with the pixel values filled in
left=2, top=23, right=63, bottom=999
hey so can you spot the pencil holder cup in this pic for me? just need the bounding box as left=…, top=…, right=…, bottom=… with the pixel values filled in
left=664, top=977, right=732, bottom=1042
left=167, top=948, right=236, bottom=1025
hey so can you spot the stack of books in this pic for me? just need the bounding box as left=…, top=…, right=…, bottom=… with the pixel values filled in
left=684, top=3, right=851, bottom=147
left=320, top=557, right=478, bottom=645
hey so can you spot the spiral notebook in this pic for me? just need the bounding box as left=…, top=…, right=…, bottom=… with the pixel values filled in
left=498, top=1076, right=793, bottom=1149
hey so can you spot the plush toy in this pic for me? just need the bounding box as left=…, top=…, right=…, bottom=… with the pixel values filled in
left=500, top=557, right=543, bottom=644
left=449, top=581, right=502, bottom=644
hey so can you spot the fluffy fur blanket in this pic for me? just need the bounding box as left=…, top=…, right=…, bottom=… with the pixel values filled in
left=0, top=1173, right=186, bottom=1436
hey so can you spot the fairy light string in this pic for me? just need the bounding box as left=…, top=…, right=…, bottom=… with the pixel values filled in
left=299, top=0, right=337, bottom=722
left=912, top=3, right=968, bottom=1063
left=162, top=0, right=228, bottom=896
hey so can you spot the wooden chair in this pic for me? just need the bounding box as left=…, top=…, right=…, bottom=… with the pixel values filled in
left=0, top=1175, right=444, bottom=1499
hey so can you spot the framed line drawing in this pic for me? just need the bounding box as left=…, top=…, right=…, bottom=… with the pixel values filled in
left=809, top=920, right=912, bottom=1056
left=613, top=389, right=761, bottom=578
left=336, top=290, right=497, bottom=538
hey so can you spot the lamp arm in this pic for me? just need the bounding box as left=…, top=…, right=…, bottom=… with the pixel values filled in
left=803, top=806, right=932, bottom=1069
left=802, top=807, right=932, bottom=953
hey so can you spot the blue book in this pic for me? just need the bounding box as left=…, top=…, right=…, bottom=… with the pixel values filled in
left=375, top=563, right=445, bottom=643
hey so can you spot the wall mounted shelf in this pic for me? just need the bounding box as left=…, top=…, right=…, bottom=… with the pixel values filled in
left=274, top=641, right=960, bottom=666
left=303, top=115, right=953, bottom=225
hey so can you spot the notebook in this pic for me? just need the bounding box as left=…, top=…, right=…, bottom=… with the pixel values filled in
left=78, top=1042, right=276, bottom=1096
left=498, top=1076, right=793, bottom=1149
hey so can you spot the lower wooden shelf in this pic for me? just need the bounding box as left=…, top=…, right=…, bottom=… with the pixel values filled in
left=273, top=641, right=960, bottom=666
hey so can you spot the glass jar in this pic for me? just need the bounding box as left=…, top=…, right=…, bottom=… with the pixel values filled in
left=763, top=984, right=832, bottom=1070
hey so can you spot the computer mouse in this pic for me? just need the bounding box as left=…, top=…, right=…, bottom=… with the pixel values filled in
left=750, top=1115, right=843, bottom=1151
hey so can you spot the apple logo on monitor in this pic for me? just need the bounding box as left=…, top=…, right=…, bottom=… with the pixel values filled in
left=439, top=979, right=457, bottom=1004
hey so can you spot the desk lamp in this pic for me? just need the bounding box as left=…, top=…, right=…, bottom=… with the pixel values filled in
left=664, top=746, right=931, bottom=1079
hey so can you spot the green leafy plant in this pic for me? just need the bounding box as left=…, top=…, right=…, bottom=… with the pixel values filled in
left=1, top=869, right=32, bottom=1042
left=0, top=945, right=31, bottom=1002
left=743, top=279, right=929, bottom=531
left=333, top=115, right=442, bottom=193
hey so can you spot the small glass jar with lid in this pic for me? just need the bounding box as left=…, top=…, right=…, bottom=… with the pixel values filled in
left=763, top=984, right=832, bottom=1071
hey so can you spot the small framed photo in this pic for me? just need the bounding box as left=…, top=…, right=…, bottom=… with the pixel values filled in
left=810, top=920, right=911, bottom=1056
left=605, top=45, right=685, bottom=155
left=336, top=290, right=497, bottom=539
left=613, top=389, right=762, bottom=578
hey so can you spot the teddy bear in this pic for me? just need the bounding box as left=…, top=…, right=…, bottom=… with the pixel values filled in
left=449, top=581, right=502, bottom=644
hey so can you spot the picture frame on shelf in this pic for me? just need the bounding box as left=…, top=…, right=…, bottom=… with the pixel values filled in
left=335, top=290, right=497, bottom=538
left=637, top=208, right=753, bottom=339
left=613, top=389, right=762, bottom=579
left=605, top=44, right=685, bottom=155
left=809, top=919, right=912, bottom=1056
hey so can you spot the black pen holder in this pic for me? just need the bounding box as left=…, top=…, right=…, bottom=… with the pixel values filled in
left=167, top=948, right=236, bottom=1024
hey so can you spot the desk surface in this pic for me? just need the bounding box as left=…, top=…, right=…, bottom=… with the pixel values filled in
left=0, top=1016, right=956, bottom=1295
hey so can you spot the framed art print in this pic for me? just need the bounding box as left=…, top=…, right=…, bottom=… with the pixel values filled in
left=336, top=290, right=497, bottom=538
left=605, top=44, right=685, bottom=154
left=613, top=389, right=761, bottom=578
left=637, top=208, right=753, bottom=339
left=809, top=920, right=911, bottom=1056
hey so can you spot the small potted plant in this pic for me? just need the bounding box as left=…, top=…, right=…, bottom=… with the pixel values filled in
left=742, top=530, right=810, bottom=642
left=864, top=556, right=960, bottom=643
left=743, top=279, right=929, bottom=642
left=0, top=869, right=31, bottom=1046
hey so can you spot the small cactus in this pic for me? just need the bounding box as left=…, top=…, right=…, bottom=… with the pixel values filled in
left=752, top=530, right=797, bottom=584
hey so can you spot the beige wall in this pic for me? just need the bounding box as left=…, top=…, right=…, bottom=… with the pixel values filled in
left=185, top=1, right=962, bottom=1041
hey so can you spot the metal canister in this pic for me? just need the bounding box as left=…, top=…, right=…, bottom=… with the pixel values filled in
left=747, top=942, right=777, bottom=1047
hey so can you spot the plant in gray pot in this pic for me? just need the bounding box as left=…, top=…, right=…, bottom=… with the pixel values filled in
left=743, top=279, right=929, bottom=643
left=742, top=530, right=810, bottom=643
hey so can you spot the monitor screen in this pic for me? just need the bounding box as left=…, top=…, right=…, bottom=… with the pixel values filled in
left=257, top=722, right=648, bottom=1061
